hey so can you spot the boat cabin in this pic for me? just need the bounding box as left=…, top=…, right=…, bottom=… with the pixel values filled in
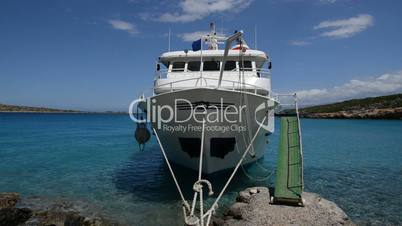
left=159, top=48, right=269, bottom=77
left=153, top=29, right=272, bottom=96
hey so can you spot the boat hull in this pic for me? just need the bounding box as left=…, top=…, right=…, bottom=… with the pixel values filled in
left=149, top=88, right=276, bottom=174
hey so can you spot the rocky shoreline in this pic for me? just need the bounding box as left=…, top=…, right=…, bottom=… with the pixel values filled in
left=0, top=193, right=118, bottom=226
left=213, top=187, right=355, bottom=226
left=301, top=107, right=402, bottom=119
left=0, top=103, right=79, bottom=113
left=2, top=189, right=354, bottom=226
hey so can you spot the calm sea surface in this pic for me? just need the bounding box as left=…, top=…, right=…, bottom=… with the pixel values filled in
left=0, top=113, right=401, bottom=225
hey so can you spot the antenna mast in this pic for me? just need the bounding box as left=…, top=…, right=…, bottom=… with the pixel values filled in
left=210, top=22, right=216, bottom=35
left=254, top=24, right=257, bottom=49
left=221, top=16, right=224, bottom=35
left=208, top=22, right=219, bottom=50
left=168, top=27, right=171, bottom=51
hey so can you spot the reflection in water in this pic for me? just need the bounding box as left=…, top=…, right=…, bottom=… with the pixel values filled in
left=113, top=144, right=273, bottom=203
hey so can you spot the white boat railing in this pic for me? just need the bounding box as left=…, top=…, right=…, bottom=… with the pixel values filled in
left=154, top=76, right=270, bottom=96
left=154, top=68, right=271, bottom=80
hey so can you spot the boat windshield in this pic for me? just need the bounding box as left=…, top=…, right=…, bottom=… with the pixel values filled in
left=166, top=60, right=257, bottom=73
left=172, top=62, right=185, bottom=72
left=240, top=61, right=252, bottom=71
left=203, top=61, right=220, bottom=71
left=188, top=61, right=201, bottom=71
left=224, top=61, right=237, bottom=71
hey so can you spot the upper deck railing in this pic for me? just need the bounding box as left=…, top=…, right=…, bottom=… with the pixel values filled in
left=154, top=68, right=271, bottom=80
left=153, top=76, right=271, bottom=97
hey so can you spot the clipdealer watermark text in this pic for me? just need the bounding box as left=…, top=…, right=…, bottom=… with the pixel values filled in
left=162, top=124, right=247, bottom=133
left=129, top=97, right=270, bottom=132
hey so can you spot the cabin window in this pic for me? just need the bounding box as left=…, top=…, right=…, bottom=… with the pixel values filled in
left=224, top=61, right=237, bottom=71
left=240, top=61, right=253, bottom=71
left=172, top=62, right=185, bottom=72
left=187, top=61, right=201, bottom=71
left=203, top=61, right=220, bottom=71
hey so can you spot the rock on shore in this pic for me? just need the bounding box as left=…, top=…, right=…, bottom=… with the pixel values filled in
left=213, top=187, right=355, bottom=226
left=0, top=192, right=20, bottom=209
left=0, top=192, right=118, bottom=226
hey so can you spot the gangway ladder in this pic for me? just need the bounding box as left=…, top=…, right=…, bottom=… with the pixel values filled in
left=273, top=93, right=304, bottom=205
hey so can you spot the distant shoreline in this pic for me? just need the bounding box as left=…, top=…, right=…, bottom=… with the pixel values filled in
left=0, top=111, right=127, bottom=114
left=299, top=107, right=402, bottom=120
left=286, top=93, right=402, bottom=120
left=0, top=103, right=128, bottom=114
left=2, top=111, right=400, bottom=120
left=2, top=93, right=402, bottom=119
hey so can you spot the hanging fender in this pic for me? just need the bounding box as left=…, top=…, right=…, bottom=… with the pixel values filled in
left=135, top=123, right=150, bottom=151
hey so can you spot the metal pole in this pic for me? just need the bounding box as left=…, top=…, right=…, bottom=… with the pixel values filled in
left=254, top=24, right=257, bottom=49
left=168, top=28, right=171, bottom=51
left=198, top=120, right=205, bottom=180
left=218, top=31, right=243, bottom=88
left=200, top=38, right=203, bottom=85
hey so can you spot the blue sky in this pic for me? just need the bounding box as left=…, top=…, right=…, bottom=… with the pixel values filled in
left=1, top=0, right=402, bottom=111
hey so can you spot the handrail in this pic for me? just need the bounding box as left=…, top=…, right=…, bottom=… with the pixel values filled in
left=154, top=68, right=271, bottom=80
left=275, top=93, right=304, bottom=191
left=154, top=76, right=269, bottom=96
left=171, top=68, right=186, bottom=72
left=294, top=94, right=304, bottom=190
left=218, top=31, right=243, bottom=88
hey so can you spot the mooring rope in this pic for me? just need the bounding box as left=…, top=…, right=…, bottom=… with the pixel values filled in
left=152, top=128, right=190, bottom=211
left=154, top=115, right=267, bottom=226
left=187, top=120, right=214, bottom=226
left=198, top=120, right=206, bottom=226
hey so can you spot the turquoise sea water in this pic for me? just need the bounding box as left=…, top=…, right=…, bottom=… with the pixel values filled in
left=0, top=113, right=402, bottom=225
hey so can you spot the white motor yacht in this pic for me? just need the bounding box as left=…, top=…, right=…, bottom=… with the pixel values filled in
left=141, top=23, right=278, bottom=174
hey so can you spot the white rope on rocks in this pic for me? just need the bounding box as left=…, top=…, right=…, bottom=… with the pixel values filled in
left=187, top=120, right=214, bottom=226
left=154, top=115, right=267, bottom=226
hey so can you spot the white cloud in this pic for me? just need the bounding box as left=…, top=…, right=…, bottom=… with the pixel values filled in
left=288, top=40, right=311, bottom=46
left=314, top=14, right=373, bottom=39
left=178, top=30, right=227, bottom=41
left=179, top=31, right=209, bottom=42
left=107, top=19, right=139, bottom=35
left=319, top=0, right=336, bottom=4
left=296, top=71, right=402, bottom=104
left=157, top=0, right=253, bottom=23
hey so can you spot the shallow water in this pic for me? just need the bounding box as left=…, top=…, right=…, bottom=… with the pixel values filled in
left=0, top=113, right=401, bottom=225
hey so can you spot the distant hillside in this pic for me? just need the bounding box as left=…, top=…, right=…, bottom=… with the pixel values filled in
left=0, top=103, right=79, bottom=113
left=299, top=93, right=402, bottom=119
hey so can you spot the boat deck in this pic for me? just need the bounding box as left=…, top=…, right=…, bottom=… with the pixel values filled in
left=274, top=116, right=304, bottom=205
